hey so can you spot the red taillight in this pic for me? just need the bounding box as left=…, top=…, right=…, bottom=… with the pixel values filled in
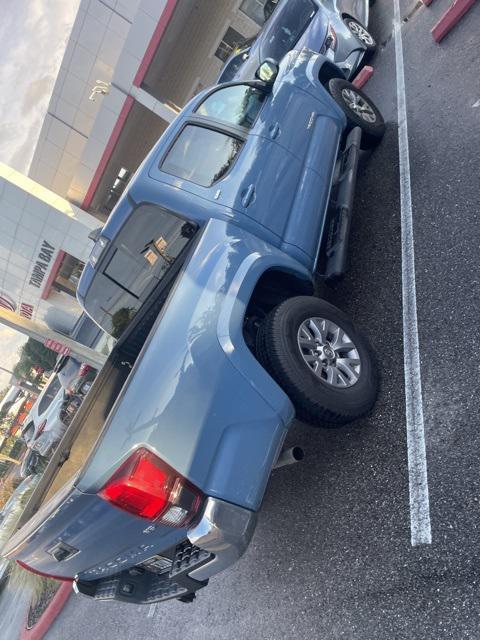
left=35, top=419, right=47, bottom=439
left=78, top=363, right=91, bottom=377
left=16, top=560, right=73, bottom=582
left=98, top=448, right=203, bottom=527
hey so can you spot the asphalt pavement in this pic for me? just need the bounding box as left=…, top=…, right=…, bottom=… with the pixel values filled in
left=45, top=2, right=480, bottom=638
left=1, top=582, right=32, bottom=638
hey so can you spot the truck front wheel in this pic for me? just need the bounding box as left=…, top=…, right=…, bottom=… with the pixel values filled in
left=328, top=78, right=385, bottom=148
left=256, top=297, right=378, bottom=426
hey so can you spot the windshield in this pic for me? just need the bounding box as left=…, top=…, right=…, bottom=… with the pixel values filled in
left=260, top=0, right=316, bottom=62
left=38, top=377, right=62, bottom=415
left=218, top=48, right=251, bottom=83
left=84, top=204, right=197, bottom=338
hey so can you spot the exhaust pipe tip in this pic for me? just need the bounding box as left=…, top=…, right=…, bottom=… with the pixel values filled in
left=274, top=446, right=305, bottom=469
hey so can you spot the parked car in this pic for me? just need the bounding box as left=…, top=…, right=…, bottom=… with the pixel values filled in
left=4, top=49, right=384, bottom=605
left=20, top=360, right=97, bottom=460
left=19, top=450, right=49, bottom=480
left=0, top=386, right=23, bottom=418
left=55, top=355, right=96, bottom=396
left=218, top=0, right=375, bottom=83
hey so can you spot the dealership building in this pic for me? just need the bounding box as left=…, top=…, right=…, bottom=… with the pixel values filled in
left=0, top=163, right=98, bottom=332
left=0, top=0, right=269, bottom=332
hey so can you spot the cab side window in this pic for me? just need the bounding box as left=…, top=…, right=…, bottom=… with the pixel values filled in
left=161, top=125, right=243, bottom=187
left=196, top=85, right=265, bottom=129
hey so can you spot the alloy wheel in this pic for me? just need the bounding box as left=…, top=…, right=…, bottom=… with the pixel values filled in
left=297, top=317, right=361, bottom=388
left=348, top=20, right=375, bottom=46
left=341, top=88, right=377, bottom=123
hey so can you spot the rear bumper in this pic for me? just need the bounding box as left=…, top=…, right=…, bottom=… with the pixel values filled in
left=187, top=497, right=257, bottom=581
left=73, top=497, right=256, bottom=604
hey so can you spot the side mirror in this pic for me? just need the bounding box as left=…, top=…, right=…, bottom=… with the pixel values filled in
left=255, top=59, right=279, bottom=85
left=88, top=227, right=103, bottom=243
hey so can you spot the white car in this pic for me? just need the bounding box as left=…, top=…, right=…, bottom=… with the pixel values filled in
left=21, top=375, right=65, bottom=447
left=21, top=357, right=96, bottom=458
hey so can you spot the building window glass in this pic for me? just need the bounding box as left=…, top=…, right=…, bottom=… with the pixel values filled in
left=214, top=27, right=247, bottom=62
left=53, top=253, right=85, bottom=297
left=103, top=167, right=131, bottom=215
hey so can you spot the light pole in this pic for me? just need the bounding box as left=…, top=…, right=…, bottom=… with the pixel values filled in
left=0, top=307, right=107, bottom=369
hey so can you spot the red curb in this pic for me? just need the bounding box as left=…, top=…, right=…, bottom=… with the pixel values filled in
left=353, top=65, right=374, bottom=89
left=431, top=0, right=476, bottom=42
left=421, top=0, right=434, bottom=6
left=20, top=582, right=72, bottom=640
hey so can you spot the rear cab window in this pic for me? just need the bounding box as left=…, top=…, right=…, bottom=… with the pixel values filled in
left=84, top=204, right=197, bottom=339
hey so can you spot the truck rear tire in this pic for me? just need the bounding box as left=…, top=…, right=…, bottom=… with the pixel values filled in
left=328, top=78, right=385, bottom=149
left=256, top=297, right=378, bottom=426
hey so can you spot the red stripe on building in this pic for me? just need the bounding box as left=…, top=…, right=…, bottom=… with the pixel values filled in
left=80, top=2, right=179, bottom=211
left=133, top=0, right=180, bottom=87
left=41, top=250, right=65, bottom=300
left=81, top=96, right=134, bottom=210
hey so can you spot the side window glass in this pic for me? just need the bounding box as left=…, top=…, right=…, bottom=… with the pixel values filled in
left=219, top=49, right=250, bottom=83
left=196, top=85, right=265, bottom=129
left=161, top=125, right=242, bottom=187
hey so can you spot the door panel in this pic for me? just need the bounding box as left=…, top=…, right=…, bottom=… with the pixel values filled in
left=250, top=80, right=341, bottom=261
left=215, top=135, right=302, bottom=240
left=253, top=83, right=318, bottom=166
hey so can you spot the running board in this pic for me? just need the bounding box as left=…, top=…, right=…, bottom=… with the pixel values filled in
left=320, top=126, right=362, bottom=282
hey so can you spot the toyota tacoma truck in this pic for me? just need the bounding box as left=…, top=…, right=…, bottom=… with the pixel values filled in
left=3, top=49, right=384, bottom=605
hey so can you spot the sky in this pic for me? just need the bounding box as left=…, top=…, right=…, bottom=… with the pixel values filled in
left=0, top=0, right=81, bottom=389
left=0, top=327, right=27, bottom=391
left=0, top=0, right=81, bottom=173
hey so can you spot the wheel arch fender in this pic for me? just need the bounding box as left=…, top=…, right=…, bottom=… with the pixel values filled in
left=318, top=58, right=348, bottom=86
left=217, top=253, right=313, bottom=426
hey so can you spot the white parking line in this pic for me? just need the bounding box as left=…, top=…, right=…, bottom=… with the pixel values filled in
left=147, top=603, right=157, bottom=617
left=393, top=0, right=432, bottom=546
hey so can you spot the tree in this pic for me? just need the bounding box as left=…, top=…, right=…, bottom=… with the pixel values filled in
left=22, top=338, right=58, bottom=370
left=12, top=338, right=58, bottom=382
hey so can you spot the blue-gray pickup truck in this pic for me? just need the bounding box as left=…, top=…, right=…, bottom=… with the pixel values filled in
left=4, top=49, right=384, bottom=605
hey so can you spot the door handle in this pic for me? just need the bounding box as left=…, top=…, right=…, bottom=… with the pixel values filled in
left=242, top=184, right=256, bottom=207
left=269, top=123, right=280, bottom=139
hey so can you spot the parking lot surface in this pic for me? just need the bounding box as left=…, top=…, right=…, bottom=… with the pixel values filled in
left=46, top=2, right=480, bottom=638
